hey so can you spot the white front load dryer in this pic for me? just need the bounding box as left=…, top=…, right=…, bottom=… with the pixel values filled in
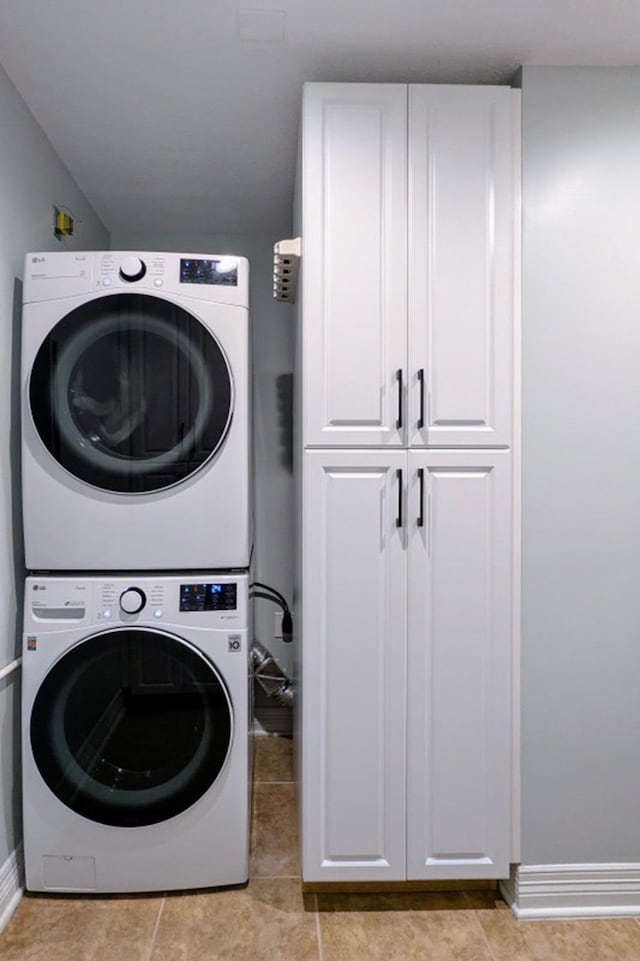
left=22, top=251, right=250, bottom=571
left=22, top=573, right=251, bottom=893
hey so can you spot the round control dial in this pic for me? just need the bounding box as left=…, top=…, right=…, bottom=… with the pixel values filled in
left=119, top=587, right=146, bottom=614
left=119, top=256, right=146, bottom=282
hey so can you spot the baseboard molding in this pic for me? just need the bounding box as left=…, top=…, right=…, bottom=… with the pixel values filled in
left=0, top=845, right=24, bottom=933
left=500, top=863, right=640, bottom=919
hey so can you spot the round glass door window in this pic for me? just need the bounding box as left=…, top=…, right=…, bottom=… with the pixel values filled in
left=29, top=293, right=233, bottom=493
left=30, top=629, right=233, bottom=827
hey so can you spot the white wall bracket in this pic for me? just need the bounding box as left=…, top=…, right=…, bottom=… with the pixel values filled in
left=273, top=237, right=301, bottom=303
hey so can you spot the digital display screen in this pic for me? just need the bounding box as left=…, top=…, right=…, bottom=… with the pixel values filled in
left=180, top=582, right=237, bottom=612
left=180, top=258, right=238, bottom=286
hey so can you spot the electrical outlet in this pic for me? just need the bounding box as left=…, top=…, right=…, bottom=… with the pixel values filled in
left=274, top=611, right=283, bottom=639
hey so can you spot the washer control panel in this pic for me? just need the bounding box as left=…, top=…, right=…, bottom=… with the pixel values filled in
left=29, top=580, right=88, bottom=621
left=119, top=587, right=146, bottom=614
left=180, top=582, right=237, bottom=613
left=23, top=576, right=247, bottom=629
left=100, top=581, right=164, bottom=622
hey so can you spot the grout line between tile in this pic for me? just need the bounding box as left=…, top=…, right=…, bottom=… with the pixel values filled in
left=314, top=893, right=325, bottom=961
left=143, top=894, right=165, bottom=961
left=253, top=780, right=295, bottom=785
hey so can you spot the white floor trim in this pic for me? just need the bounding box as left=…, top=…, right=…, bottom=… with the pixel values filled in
left=0, top=845, right=24, bottom=933
left=500, top=863, right=640, bottom=919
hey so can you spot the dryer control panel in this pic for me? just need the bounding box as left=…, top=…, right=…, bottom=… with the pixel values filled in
left=23, top=251, right=249, bottom=307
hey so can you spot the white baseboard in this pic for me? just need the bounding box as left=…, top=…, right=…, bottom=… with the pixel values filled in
left=0, top=845, right=24, bottom=933
left=500, top=863, right=640, bottom=919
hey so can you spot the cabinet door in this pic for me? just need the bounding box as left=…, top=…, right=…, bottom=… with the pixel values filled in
left=408, top=86, right=515, bottom=447
left=301, top=83, right=407, bottom=447
left=301, top=450, right=407, bottom=881
left=407, top=450, right=512, bottom=878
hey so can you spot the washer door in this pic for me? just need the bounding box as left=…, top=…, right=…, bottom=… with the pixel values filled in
left=30, top=629, right=233, bottom=827
left=29, top=293, right=233, bottom=493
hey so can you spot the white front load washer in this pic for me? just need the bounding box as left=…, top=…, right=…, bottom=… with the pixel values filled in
left=22, top=251, right=250, bottom=571
left=22, top=573, right=251, bottom=893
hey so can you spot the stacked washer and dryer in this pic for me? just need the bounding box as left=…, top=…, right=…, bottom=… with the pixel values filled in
left=20, top=250, right=252, bottom=893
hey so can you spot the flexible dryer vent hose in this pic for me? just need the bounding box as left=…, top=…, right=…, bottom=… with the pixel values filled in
left=251, top=641, right=293, bottom=708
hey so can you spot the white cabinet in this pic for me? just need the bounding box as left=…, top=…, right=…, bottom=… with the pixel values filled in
left=408, top=87, right=514, bottom=447
left=301, top=450, right=511, bottom=882
left=406, top=450, right=512, bottom=879
left=295, top=81, right=517, bottom=884
left=301, top=451, right=407, bottom=881
left=301, top=84, right=407, bottom=448
left=301, top=82, right=515, bottom=449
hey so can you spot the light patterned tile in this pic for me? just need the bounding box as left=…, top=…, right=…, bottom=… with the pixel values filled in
left=250, top=782, right=299, bottom=878
left=317, top=891, right=494, bottom=961
left=150, top=879, right=318, bottom=961
left=0, top=893, right=162, bottom=961
left=477, top=908, right=640, bottom=961
left=253, top=735, right=294, bottom=783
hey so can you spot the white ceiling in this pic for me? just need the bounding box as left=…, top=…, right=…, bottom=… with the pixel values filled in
left=0, top=0, right=639, bottom=239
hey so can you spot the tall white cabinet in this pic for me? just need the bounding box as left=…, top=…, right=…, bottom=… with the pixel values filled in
left=294, top=82, right=518, bottom=882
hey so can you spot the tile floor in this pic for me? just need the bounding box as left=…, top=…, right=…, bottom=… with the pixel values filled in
left=3, top=735, right=640, bottom=960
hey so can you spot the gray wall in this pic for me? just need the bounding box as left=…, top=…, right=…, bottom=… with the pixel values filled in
left=520, top=66, right=640, bottom=864
left=0, top=64, right=108, bottom=870
left=112, top=229, right=296, bottom=684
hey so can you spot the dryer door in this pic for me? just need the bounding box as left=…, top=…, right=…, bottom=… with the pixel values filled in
left=30, top=629, right=233, bottom=827
left=29, top=293, right=233, bottom=493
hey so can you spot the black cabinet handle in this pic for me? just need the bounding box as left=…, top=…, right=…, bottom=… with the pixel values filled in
left=396, top=469, right=403, bottom=528
left=417, top=468, right=425, bottom=527
left=396, top=369, right=403, bottom=430
left=417, top=369, right=425, bottom=430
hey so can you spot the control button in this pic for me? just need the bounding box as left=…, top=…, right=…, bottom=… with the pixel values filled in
left=103, top=609, right=112, bottom=619
left=153, top=609, right=163, bottom=619
left=119, top=256, right=146, bottom=282
left=102, top=277, right=113, bottom=287
left=119, top=587, right=146, bottom=614
left=153, top=278, right=164, bottom=287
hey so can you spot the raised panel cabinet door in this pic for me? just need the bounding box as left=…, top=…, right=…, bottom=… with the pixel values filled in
left=406, top=450, right=512, bottom=878
left=408, top=86, right=516, bottom=448
left=301, top=83, right=408, bottom=447
left=301, top=449, right=408, bottom=881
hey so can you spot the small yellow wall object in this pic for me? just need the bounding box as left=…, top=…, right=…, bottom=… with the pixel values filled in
left=54, top=206, right=74, bottom=238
